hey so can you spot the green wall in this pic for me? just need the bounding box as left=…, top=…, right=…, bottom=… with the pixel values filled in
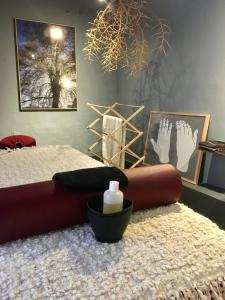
left=1, top=0, right=225, bottom=188
left=0, top=0, right=116, bottom=153
left=117, top=0, right=225, bottom=187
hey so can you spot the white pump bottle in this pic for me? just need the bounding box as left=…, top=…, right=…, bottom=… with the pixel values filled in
left=103, top=181, right=123, bottom=214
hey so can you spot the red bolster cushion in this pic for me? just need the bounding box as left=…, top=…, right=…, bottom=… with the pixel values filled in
left=0, top=135, right=36, bottom=149
left=0, top=164, right=182, bottom=244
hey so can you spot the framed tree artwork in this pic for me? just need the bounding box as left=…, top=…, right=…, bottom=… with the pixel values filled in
left=14, top=19, right=77, bottom=111
left=144, top=111, right=210, bottom=184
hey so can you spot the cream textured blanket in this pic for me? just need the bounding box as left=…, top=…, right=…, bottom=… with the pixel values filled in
left=0, top=145, right=104, bottom=188
left=0, top=203, right=225, bottom=299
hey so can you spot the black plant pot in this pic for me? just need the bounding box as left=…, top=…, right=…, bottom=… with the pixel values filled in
left=87, top=196, right=133, bottom=243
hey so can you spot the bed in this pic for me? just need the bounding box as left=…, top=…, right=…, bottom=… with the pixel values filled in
left=0, top=145, right=104, bottom=188
left=0, top=145, right=225, bottom=299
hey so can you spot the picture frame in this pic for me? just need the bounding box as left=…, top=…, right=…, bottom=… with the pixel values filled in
left=144, top=111, right=210, bottom=184
left=14, top=18, right=77, bottom=111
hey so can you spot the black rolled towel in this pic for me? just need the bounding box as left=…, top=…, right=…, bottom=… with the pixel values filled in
left=52, top=167, right=128, bottom=191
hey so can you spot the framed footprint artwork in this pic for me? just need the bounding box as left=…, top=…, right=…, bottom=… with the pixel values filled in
left=144, top=111, right=210, bottom=184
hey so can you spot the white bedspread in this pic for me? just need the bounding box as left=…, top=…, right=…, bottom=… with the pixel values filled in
left=0, top=145, right=104, bottom=188
left=0, top=203, right=225, bottom=299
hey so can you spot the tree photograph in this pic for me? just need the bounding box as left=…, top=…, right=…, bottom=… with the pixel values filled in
left=15, top=19, right=77, bottom=110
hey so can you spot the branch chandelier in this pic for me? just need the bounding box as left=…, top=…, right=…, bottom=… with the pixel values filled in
left=84, top=0, right=170, bottom=75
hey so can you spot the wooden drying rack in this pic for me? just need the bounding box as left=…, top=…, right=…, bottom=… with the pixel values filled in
left=87, top=102, right=145, bottom=168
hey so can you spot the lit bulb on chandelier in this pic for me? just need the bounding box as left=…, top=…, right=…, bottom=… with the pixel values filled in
left=98, top=0, right=114, bottom=4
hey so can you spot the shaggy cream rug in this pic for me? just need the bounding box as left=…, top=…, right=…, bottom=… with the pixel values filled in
left=0, top=203, right=225, bottom=299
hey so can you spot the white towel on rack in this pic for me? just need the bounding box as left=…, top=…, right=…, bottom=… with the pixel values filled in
left=102, top=115, right=126, bottom=168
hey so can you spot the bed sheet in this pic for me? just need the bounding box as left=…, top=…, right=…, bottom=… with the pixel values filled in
left=0, top=145, right=104, bottom=188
